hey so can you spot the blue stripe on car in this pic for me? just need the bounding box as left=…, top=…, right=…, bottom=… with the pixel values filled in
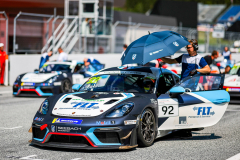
left=86, top=127, right=121, bottom=146
left=192, top=90, right=230, bottom=104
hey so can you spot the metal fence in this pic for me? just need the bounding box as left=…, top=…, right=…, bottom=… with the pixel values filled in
left=0, top=11, right=8, bottom=54
left=13, top=12, right=54, bottom=54
left=10, top=11, right=240, bottom=54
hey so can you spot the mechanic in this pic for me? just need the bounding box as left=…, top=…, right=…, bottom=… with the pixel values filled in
left=161, top=39, right=211, bottom=80
left=143, top=78, right=155, bottom=93
left=57, top=47, right=68, bottom=62
left=0, top=43, right=7, bottom=85
left=204, top=50, right=219, bottom=66
left=222, top=46, right=232, bottom=64
left=39, top=50, right=53, bottom=69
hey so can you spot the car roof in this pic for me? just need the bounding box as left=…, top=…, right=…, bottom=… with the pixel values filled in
left=98, top=66, right=178, bottom=78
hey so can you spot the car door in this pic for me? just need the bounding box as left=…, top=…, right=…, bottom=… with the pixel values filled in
left=157, top=74, right=230, bottom=130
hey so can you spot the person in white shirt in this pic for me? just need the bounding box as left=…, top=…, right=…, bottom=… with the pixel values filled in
left=57, top=47, right=68, bottom=62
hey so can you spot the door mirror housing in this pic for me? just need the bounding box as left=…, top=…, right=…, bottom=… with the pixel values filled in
left=169, top=86, right=185, bottom=98
left=72, top=84, right=81, bottom=92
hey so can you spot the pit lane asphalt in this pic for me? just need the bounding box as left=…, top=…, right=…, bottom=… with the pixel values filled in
left=0, top=86, right=240, bottom=160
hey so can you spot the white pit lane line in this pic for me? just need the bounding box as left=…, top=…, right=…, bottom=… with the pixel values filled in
left=0, top=126, right=22, bottom=130
left=227, top=153, right=240, bottom=160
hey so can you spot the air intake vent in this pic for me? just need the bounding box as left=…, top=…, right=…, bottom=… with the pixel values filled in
left=63, top=98, right=72, bottom=103
left=104, top=99, right=119, bottom=104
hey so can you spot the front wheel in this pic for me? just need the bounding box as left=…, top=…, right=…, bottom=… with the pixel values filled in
left=137, top=108, right=156, bottom=147
left=61, top=79, right=72, bottom=93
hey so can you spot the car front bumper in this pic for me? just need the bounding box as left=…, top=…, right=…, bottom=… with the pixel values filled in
left=31, top=119, right=138, bottom=150
left=13, top=82, right=61, bottom=96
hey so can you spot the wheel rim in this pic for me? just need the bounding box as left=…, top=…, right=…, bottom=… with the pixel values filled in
left=63, top=80, right=70, bottom=92
left=140, top=110, right=155, bottom=143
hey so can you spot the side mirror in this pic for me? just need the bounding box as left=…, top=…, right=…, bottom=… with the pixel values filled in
left=169, top=86, right=185, bottom=98
left=72, top=84, right=81, bottom=92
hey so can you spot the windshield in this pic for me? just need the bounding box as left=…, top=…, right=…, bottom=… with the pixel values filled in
left=40, top=64, right=72, bottom=73
left=79, top=74, right=156, bottom=93
left=172, top=75, right=223, bottom=92
left=229, top=65, right=240, bottom=75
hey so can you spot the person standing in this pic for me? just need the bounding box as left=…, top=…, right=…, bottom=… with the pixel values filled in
left=0, top=43, right=7, bottom=85
left=204, top=50, right=219, bottom=66
left=39, top=51, right=53, bottom=69
left=161, top=39, right=211, bottom=80
left=222, top=46, right=232, bottom=64
left=57, top=47, right=68, bottom=62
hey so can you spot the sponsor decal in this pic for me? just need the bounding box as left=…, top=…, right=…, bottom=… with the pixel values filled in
left=51, top=125, right=55, bottom=132
left=53, top=82, right=61, bottom=86
left=188, top=107, right=215, bottom=118
left=149, top=49, right=163, bottom=55
left=228, top=78, right=236, bottom=82
left=41, top=83, right=51, bottom=86
left=72, top=112, right=76, bottom=115
left=114, top=93, right=121, bottom=94
left=179, top=116, right=187, bottom=124
left=21, top=82, right=35, bottom=86
left=96, top=121, right=115, bottom=125
left=124, top=120, right=137, bottom=125
left=56, top=126, right=81, bottom=133
left=54, top=108, right=57, bottom=110
left=23, top=77, right=29, bottom=81
left=34, top=117, right=44, bottom=121
left=227, top=88, right=240, bottom=92
left=132, top=54, right=137, bottom=60
left=173, top=41, right=179, bottom=46
left=69, top=102, right=99, bottom=109
left=52, top=118, right=83, bottom=125
left=150, top=98, right=157, bottom=105
left=87, top=77, right=102, bottom=84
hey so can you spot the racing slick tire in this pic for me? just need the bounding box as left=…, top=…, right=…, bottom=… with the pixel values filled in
left=61, top=79, right=72, bottom=93
left=137, top=108, right=156, bottom=147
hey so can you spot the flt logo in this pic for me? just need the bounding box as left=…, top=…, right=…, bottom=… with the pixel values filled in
left=71, top=102, right=99, bottom=109
left=193, top=107, right=215, bottom=116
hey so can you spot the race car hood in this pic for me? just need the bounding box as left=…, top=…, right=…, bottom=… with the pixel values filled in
left=224, top=75, right=240, bottom=87
left=52, top=92, right=135, bottom=117
left=21, top=72, right=59, bottom=83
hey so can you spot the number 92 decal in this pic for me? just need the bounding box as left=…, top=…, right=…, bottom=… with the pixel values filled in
left=159, top=105, right=178, bottom=117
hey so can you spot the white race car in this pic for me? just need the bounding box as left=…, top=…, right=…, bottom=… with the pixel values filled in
left=223, top=63, right=240, bottom=97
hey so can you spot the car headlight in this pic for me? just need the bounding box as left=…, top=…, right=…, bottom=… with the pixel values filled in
left=38, top=99, right=49, bottom=114
left=47, top=76, right=57, bottom=83
left=106, top=102, right=134, bottom=118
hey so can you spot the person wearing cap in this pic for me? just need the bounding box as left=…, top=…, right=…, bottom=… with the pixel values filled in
left=39, top=51, right=53, bottom=69
left=0, top=43, right=7, bottom=84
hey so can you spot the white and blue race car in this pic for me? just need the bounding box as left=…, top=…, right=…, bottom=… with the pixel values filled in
left=13, top=61, right=104, bottom=96
left=30, top=66, right=229, bottom=150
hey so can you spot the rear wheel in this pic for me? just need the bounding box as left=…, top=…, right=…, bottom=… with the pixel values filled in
left=137, top=108, right=156, bottom=147
left=61, top=79, right=71, bottom=93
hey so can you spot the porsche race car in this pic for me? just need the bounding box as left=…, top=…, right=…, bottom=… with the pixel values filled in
left=30, top=66, right=229, bottom=150
left=13, top=61, right=104, bottom=96
left=223, top=63, right=240, bottom=97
